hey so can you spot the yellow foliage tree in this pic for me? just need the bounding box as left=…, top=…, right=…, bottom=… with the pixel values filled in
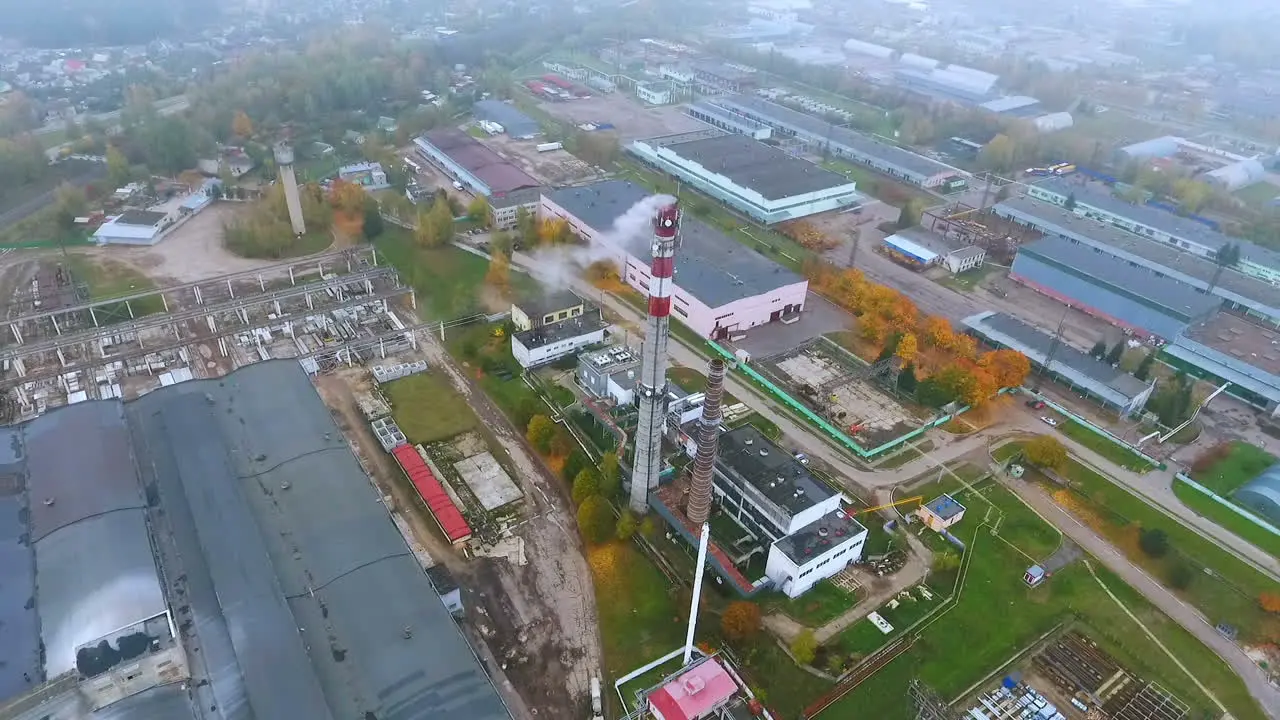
left=1025, top=435, right=1068, bottom=471
left=329, top=179, right=368, bottom=214
left=921, top=315, right=955, bottom=349
left=539, top=217, right=570, bottom=245
left=895, top=333, right=919, bottom=364
left=486, top=250, right=511, bottom=296
left=232, top=110, right=254, bottom=139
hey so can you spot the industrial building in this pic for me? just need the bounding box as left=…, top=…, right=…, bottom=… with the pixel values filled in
left=488, top=186, right=544, bottom=230
left=710, top=426, right=867, bottom=598
left=639, top=654, right=774, bottom=720
left=1235, top=463, right=1280, bottom=525
left=577, top=345, right=639, bottom=405
left=685, top=101, right=773, bottom=140
left=0, top=361, right=512, bottom=720
left=92, top=209, right=174, bottom=245
left=511, top=308, right=606, bottom=368
left=964, top=311, right=1157, bottom=415
left=541, top=181, right=809, bottom=339
left=413, top=130, right=540, bottom=197
left=1026, top=177, right=1280, bottom=284
left=635, top=80, right=675, bottom=106
left=510, top=291, right=604, bottom=368
left=337, top=161, right=390, bottom=190
left=706, top=95, right=964, bottom=189
left=627, top=131, right=861, bottom=224
left=894, top=64, right=1000, bottom=103
left=881, top=228, right=986, bottom=273
left=691, top=62, right=757, bottom=94
left=1163, top=312, right=1280, bottom=415
left=473, top=99, right=541, bottom=139
left=993, top=195, right=1280, bottom=325
left=916, top=494, right=966, bottom=531
left=1118, top=136, right=1269, bottom=192
left=1010, top=233, right=1222, bottom=340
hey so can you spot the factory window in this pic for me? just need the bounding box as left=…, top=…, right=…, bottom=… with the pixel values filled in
left=674, top=306, right=688, bottom=318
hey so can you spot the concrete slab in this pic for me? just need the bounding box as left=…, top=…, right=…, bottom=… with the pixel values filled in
left=773, top=348, right=920, bottom=447
left=452, top=452, right=523, bottom=512
left=734, top=293, right=852, bottom=359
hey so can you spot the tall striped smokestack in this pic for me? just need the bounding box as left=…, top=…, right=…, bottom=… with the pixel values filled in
left=628, top=202, right=680, bottom=514
left=685, top=358, right=726, bottom=526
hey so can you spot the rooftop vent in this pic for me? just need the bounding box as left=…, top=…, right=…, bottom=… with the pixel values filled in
left=796, top=488, right=805, bottom=497
left=744, top=438, right=753, bottom=446
left=818, top=526, right=829, bottom=537
left=759, top=448, right=769, bottom=456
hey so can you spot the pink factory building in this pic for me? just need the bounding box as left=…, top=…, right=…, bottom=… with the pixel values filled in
left=542, top=181, right=808, bottom=340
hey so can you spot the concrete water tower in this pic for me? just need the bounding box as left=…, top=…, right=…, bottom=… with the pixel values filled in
left=274, top=143, right=306, bottom=236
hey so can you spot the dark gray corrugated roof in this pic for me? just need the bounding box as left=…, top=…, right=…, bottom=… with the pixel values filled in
left=545, top=181, right=805, bottom=308
left=23, top=402, right=166, bottom=677
left=1018, top=235, right=1222, bottom=321
left=1031, top=176, right=1280, bottom=268
left=658, top=133, right=852, bottom=200
left=709, top=95, right=957, bottom=181
left=963, top=311, right=1153, bottom=402
left=151, top=361, right=513, bottom=720
left=0, top=427, right=38, bottom=701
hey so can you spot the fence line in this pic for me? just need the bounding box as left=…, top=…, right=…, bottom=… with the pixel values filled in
left=1174, top=473, right=1280, bottom=538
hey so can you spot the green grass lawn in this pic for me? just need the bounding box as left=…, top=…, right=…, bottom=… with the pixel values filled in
left=938, top=264, right=998, bottom=293
left=1020, top=447, right=1276, bottom=644
left=667, top=366, right=741, bottom=405
left=819, top=158, right=935, bottom=208
left=759, top=581, right=857, bottom=627
left=875, top=439, right=933, bottom=469
left=444, top=321, right=550, bottom=429
left=822, top=476, right=1267, bottom=720
left=1058, top=420, right=1155, bottom=472
left=1191, top=440, right=1275, bottom=495
left=831, top=585, right=942, bottom=659
left=1172, top=478, right=1280, bottom=558
left=383, top=372, right=478, bottom=443
left=375, top=227, right=536, bottom=320
left=66, top=255, right=166, bottom=319
left=1233, top=181, right=1280, bottom=210
left=589, top=541, right=686, bottom=713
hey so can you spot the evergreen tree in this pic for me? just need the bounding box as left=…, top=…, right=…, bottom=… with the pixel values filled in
left=1105, top=342, right=1125, bottom=366
left=1135, top=352, right=1156, bottom=381
left=1089, top=340, right=1107, bottom=359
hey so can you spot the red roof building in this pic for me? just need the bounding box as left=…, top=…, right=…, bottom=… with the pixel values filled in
left=392, top=445, right=472, bottom=544
left=648, top=658, right=739, bottom=720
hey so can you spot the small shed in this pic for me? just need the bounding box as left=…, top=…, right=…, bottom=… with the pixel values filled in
left=916, top=494, right=966, bottom=531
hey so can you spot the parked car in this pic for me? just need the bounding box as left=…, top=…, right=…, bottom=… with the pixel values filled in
left=1026, top=399, right=1046, bottom=410
left=1040, top=416, right=1059, bottom=427
left=794, top=452, right=809, bottom=465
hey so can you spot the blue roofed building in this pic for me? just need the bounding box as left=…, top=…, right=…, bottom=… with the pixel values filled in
left=473, top=100, right=542, bottom=139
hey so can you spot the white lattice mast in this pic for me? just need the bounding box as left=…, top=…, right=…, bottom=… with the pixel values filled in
left=628, top=202, right=680, bottom=514
left=274, top=143, right=306, bottom=237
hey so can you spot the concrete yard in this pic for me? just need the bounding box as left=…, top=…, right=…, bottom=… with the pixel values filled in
left=534, top=94, right=703, bottom=141
left=453, top=451, right=523, bottom=512
left=772, top=346, right=921, bottom=449
left=480, top=132, right=603, bottom=185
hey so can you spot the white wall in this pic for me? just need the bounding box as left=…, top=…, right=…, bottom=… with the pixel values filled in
left=766, top=530, right=866, bottom=598
left=784, top=494, right=846, bottom=535
left=542, top=196, right=809, bottom=338
left=512, top=328, right=605, bottom=368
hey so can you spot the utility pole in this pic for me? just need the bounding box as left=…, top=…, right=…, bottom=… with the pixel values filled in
left=847, top=227, right=861, bottom=269
left=1032, top=305, right=1071, bottom=394
left=979, top=172, right=995, bottom=211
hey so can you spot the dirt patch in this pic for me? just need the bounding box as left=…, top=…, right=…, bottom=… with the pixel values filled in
left=479, top=133, right=602, bottom=185
left=535, top=94, right=703, bottom=141
left=77, top=203, right=284, bottom=286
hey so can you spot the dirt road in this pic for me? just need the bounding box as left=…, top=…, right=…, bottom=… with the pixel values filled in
left=1004, top=477, right=1280, bottom=719
left=412, top=333, right=605, bottom=717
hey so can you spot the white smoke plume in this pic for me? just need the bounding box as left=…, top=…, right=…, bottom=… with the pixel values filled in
left=525, top=194, right=676, bottom=291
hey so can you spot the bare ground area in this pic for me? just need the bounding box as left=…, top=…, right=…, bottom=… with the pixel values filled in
left=314, top=336, right=603, bottom=720
left=74, top=203, right=318, bottom=286
left=535, top=95, right=703, bottom=141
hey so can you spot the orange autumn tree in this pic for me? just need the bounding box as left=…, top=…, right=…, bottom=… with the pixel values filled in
left=921, top=315, right=955, bottom=349
left=982, top=348, right=1032, bottom=388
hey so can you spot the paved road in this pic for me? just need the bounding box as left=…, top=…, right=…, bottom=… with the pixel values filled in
left=1005, top=477, right=1280, bottom=719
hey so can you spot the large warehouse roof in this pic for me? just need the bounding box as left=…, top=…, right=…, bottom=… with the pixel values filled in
left=1032, top=177, right=1280, bottom=268
left=416, top=130, right=539, bottom=194
left=993, top=195, right=1280, bottom=320
left=963, top=311, right=1154, bottom=409
left=473, top=99, right=541, bottom=138
left=128, top=361, right=513, bottom=720
left=655, top=133, right=853, bottom=200
left=709, top=95, right=957, bottom=181
left=1018, top=235, right=1222, bottom=321
left=1, top=361, right=512, bottom=720
left=546, top=181, right=805, bottom=307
